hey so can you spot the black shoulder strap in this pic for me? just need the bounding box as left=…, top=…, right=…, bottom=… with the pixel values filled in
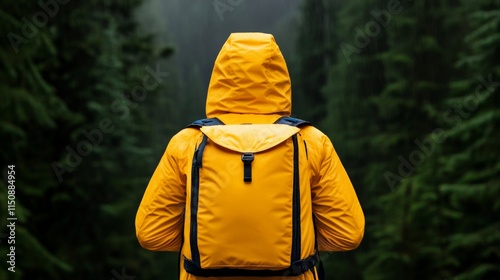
left=189, top=117, right=307, bottom=127
left=187, top=118, right=225, bottom=128
left=274, top=116, right=310, bottom=127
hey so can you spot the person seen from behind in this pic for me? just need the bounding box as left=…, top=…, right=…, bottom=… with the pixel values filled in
left=136, top=32, right=365, bottom=280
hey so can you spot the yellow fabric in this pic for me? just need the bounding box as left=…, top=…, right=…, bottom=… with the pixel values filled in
left=135, top=33, right=365, bottom=280
left=201, top=124, right=299, bottom=153
left=206, top=32, right=291, bottom=118
left=192, top=128, right=298, bottom=268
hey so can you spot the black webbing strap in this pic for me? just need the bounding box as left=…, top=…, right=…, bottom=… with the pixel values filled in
left=184, top=253, right=319, bottom=277
left=189, top=135, right=208, bottom=268
left=274, top=116, right=311, bottom=127
left=277, top=116, right=321, bottom=280
left=291, top=134, right=301, bottom=264
left=277, top=116, right=322, bottom=279
left=186, top=118, right=224, bottom=271
left=187, top=117, right=225, bottom=128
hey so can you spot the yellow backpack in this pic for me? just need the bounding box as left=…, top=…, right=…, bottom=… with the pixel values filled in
left=183, top=117, right=320, bottom=277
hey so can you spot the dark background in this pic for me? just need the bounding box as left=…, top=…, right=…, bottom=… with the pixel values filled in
left=1, top=0, right=499, bottom=279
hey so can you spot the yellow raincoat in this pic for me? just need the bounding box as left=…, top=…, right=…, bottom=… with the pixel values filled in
left=136, top=33, right=365, bottom=280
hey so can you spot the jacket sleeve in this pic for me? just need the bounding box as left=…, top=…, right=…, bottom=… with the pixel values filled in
left=310, top=133, right=365, bottom=252
left=135, top=134, right=187, bottom=251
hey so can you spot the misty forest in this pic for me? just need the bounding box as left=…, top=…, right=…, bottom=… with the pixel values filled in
left=1, top=0, right=499, bottom=279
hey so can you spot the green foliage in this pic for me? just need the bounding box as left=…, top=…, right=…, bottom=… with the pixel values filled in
left=0, top=0, right=177, bottom=279
left=2, top=0, right=499, bottom=279
left=294, top=0, right=341, bottom=123
left=358, top=0, right=500, bottom=279
left=433, top=1, right=500, bottom=278
left=297, top=0, right=500, bottom=279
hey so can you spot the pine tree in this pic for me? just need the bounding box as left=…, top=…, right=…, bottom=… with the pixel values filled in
left=362, top=0, right=498, bottom=279
left=1, top=0, right=177, bottom=278
left=0, top=1, right=80, bottom=279
left=435, top=0, right=500, bottom=278
left=294, top=0, right=340, bottom=123
left=319, top=0, right=389, bottom=278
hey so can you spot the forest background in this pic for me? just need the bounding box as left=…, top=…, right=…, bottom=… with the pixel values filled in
left=1, top=0, right=499, bottom=279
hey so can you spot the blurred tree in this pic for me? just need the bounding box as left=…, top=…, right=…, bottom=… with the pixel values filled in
left=432, top=0, right=500, bottom=278
left=361, top=0, right=499, bottom=279
left=0, top=1, right=80, bottom=279
left=319, top=0, right=388, bottom=279
left=361, top=0, right=455, bottom=277
left=294, top=0, right=340, bottom=124
left=0, top=0, right=177, bottom=279
left=3, top=1, right=499, bottom=279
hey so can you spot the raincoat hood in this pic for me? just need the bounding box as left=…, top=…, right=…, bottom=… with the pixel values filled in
left=206, top=33, right=292, bottom=118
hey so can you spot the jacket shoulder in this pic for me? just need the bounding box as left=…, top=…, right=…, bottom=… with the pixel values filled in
left=300, top=125, right=330, bottom=142
left=165, top=127, right=203, bottom=154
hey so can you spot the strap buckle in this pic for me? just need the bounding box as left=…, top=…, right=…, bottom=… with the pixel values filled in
left=241, top=153, right=254, bottom=183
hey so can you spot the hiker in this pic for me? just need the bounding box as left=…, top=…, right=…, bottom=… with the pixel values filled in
left=136, top=32, right=365, bottom=280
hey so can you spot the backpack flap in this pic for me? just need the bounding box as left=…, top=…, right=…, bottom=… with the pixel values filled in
left=201, top=124, right=300, bottom=183
left=200, top=124, right=300, bottom=153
